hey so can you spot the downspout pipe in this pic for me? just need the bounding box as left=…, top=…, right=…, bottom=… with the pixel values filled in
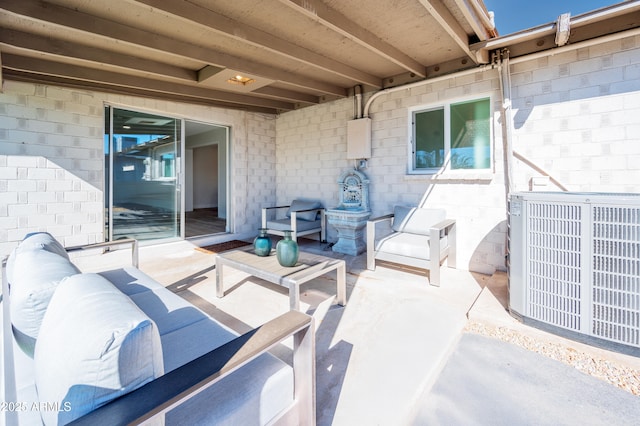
left=496, top=48, right=514, bottom=268
left=354, top=85, right=363, bottom=119
left=497, top=48, right=514, bottom=205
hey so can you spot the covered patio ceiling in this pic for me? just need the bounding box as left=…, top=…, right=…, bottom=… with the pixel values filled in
left=1, top=1, right=639, bottom=114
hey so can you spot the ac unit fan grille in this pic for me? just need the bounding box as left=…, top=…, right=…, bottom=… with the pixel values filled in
left=591, top=206, right=640, bottom=346
left=526, top=202, right=582, bottom=331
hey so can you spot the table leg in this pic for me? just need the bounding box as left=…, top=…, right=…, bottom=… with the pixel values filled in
left=216, top=257, right=224, bottom=298
left=336, top=263, right=346, bottom=306
left=290, top=282, right=300, bottom=311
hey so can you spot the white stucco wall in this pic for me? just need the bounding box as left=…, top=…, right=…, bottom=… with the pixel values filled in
left=509, top=36, right=640, bottom=193
left=275, top=68, right=507, bottom=274
left=274, top=33, right=640, bottom=274
left=0, top=82, right=277, bottom=255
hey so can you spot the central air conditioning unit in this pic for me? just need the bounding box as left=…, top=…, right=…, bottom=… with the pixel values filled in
left=509, top=192, right=640, bottom=353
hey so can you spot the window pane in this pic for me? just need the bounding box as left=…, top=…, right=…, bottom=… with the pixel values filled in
left=414, top=108, right=444, bottom=169
left=450, top=98, right=490, bottom=169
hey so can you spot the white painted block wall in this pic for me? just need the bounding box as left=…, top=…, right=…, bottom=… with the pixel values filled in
left=275, top=68, right=507, bottom=274
left=275, top=35, right=640, bottom=274
left=510, top=35, right=640, bottom=193
left=0, top=82, right=276, bottom=255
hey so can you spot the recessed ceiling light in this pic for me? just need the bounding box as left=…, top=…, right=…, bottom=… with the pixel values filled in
left=227, top=75, right=255, bottom=86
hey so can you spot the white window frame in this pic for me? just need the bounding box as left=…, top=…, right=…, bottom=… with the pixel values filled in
left=408, top=94, right=493, bottom=175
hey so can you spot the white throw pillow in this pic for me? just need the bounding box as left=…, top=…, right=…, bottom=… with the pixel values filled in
left=34, top=273, right=164, bottom=425
left=9, top=249, right=80, bottom=357
left=392, top=206, right=446, bottom=236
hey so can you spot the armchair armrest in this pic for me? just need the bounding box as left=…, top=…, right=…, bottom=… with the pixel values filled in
left=429, top=219, right=456, bottom=270
left=70, top=310, right=315, bottom=426
left=65, top=239, right=139, bottom=269
left=290, top=207, right=324, bottom=214
left=262, top=205, right=292, bottom=211
left=261, top=205, right=291, bottom=228
left=430, top=219, right=456, bottom=233
left=367, top=214, right=394, bottom=270
left=367, top=213, right=394, bottom=224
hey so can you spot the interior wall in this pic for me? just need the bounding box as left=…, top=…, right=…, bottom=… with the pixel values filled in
left=217, top=137, right=227, bottom=219
left=185, top=149, right=194, bottom=212
left=186, top=127, right=227, bottom=218
left=193, top=144, right=218, bottom=209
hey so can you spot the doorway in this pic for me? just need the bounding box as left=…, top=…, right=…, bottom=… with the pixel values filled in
left=104, top=107, right=229, bottom=242
left=184, top=120, right=229, bottom=237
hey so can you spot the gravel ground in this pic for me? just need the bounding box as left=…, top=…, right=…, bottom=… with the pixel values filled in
left=465, top=321, right=640, bottom=396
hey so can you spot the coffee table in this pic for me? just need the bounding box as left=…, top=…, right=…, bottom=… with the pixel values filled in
left=215, top=247, right=346, bottom=311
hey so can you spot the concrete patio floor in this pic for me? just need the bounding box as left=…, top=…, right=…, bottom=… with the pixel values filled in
left=73, top=238, right=640, bottom=425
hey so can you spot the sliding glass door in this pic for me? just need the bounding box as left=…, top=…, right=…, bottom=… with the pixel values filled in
left=105, top=107, right=182, bottom=241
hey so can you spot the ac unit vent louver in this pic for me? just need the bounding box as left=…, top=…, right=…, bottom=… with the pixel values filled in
left=509, top=192, right=640, bottom=352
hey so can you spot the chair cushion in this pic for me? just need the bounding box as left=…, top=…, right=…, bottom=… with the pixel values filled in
left=165, top=353, right=293, bottom=426
left=376, top=232, right=433, bottom=260
left=160, top=318, right=238, bottom=373
left=286, top=199, right=322, bottom=221
left=267, top=218, right=323, bottom=232
left=392, top=206, right=446, bottom=236
left=99, top=266, right=167, bottom=296
left=9, top=249, right=80, bottom=358
left=34, top=273, right=164, bottom=425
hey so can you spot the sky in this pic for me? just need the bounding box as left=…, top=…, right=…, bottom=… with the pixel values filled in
left=483, top=0, right=627, bottom=35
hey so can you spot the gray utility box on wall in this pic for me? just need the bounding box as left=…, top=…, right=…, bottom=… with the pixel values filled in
left=509, top=191, right=640, bottom=353
left=347, top=118, right=371, bottom=159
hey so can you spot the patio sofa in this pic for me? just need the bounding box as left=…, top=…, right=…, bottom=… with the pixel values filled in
left=1, top=232, right=315, bottom=425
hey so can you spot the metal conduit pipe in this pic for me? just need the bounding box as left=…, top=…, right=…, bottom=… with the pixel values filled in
left=496, top=49, right=514, bottom=205
left=362, top=66, right=489, bottom=117
left=364, top=24, right=640, bottom=117
left=362, top=21, right=640, bottom=197
left=472, top=0, right=640, bottom=54
left=354, top=85, right=363, bottom=119
left=508, top=25, right=640, bottom=66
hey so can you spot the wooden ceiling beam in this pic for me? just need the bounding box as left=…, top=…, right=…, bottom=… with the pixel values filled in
left=251, top=86, right=319, bottom=105
left=279, top=0, right=427, bottom=78
left=2, top=54, right=296, bottom=111
left=416, top=0, right=482, bottom=64
left=134, top=0, right=382, bottom=88
left=451, top=0, right=497, bottom=41
left=0, top=28, right=196, bottom=82
left=1, top=0, right=346, bottom=97
left=4, top=70, right=278, bottom=114
left=0, top=28, right=319, bottom=105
